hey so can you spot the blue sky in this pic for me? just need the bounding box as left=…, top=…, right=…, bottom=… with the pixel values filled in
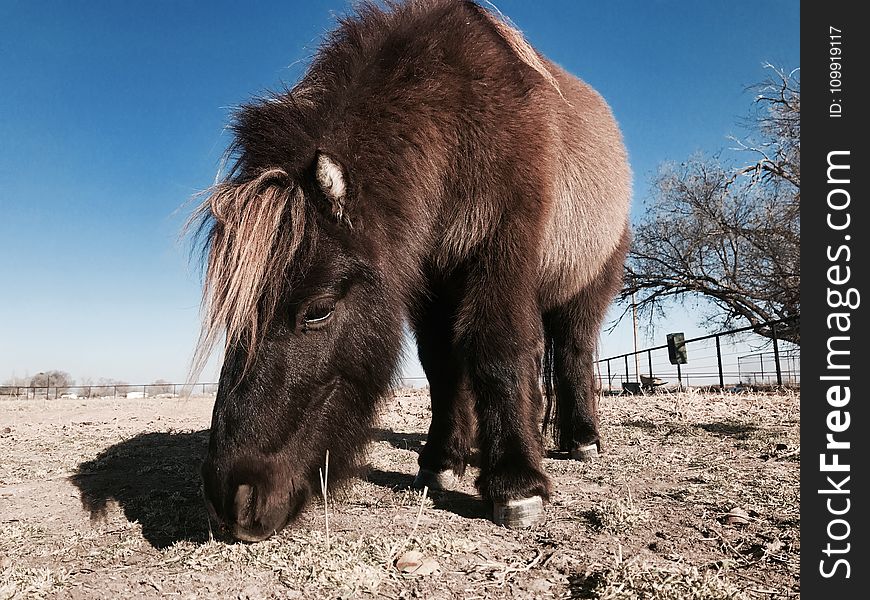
left=0, top=1, right=799, bottom=385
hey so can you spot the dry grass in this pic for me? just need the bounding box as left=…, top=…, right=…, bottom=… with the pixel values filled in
left=586, top=491, right=649, bottom=535
left=0, top=389, right=800, bottom=599
left=0, top=566, right=73, bottom=600
left=573, top=561, right=749, bottom=600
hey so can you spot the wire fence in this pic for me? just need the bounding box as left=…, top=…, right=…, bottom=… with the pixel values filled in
left=737, top=349, right=800, bottom=387
left=0, top=382, right=221, bottom=400
left=2, top=317, right=798, bottom=399
left=595, top=316, right=800, bottom=394
left=0, top=379, right=433, bottom=399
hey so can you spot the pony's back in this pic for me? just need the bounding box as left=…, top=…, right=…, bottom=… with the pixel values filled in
left=538, top=63, right=631, bottom=309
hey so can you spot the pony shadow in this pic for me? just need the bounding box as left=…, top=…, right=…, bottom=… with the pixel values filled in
left=364, top=469, right=490, bottom=520
left=699, top=420, right=759, bottom=439
left=69, top=430, right=211, bottom=549
left=620, top=418, right=661, bottom=431
left=373, top=428, right=486, bottom=469
left=568, top=571, right=609, bottom=598
left=546, top=450, right=573, bottom=460
left=371, top=428, right=427, bottom=452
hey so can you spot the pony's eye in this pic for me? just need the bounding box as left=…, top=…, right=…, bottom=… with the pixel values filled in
left=302, top=299, right=335, bottom=329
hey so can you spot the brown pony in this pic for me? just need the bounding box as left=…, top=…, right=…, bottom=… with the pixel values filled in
left=193, top=0, right=630, bottom=541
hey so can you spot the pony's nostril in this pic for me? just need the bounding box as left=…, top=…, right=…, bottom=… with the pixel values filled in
left=233, top=484, right=257, bottom=528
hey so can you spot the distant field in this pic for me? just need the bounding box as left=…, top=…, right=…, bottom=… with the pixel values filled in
left=0, top=389, right=799, bottom=599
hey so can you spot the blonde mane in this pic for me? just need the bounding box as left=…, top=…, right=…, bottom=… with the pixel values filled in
left=188, top=168, right=308, bottom=378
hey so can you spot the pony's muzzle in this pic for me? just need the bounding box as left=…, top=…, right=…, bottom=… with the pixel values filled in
left=227, top=483, right=292, bottom=542
left=201, top=459, right=292, bottom=542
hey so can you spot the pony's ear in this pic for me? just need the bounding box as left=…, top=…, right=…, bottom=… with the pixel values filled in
left=315, top=152, right=350, bottom=225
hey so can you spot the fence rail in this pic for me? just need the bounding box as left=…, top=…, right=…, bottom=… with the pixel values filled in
left=0, top=382, right=221, bottom=399
left=3, top=318, right=798, bottom=399
left=0, top=377, right=433, bottom=399
left=595, top=315, right=799, bottom=392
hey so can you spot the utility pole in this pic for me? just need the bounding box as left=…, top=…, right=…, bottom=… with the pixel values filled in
left=631, top=293, right=640, bottom=380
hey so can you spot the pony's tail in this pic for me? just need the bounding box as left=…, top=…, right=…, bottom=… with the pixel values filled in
left=541, top=325, right=560, bottom=448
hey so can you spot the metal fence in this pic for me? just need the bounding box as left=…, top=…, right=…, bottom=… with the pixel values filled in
left=0, top=376, right=442, bottom=400
left=595, top=316, right=800, bottom=393
left=0, top=382, right=220, bottom=399
left=737, top=349, right=800, bottom=386
left=2, top=318, right=798, bottom=398
left=0, top=379, right=433, bottom=399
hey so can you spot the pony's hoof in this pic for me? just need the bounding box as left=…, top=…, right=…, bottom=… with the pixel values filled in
left=570, top=443, right=599, bottom=461
left=413, top=468, right=459, bottom=491
left=492, top=496, right=544, bottom=528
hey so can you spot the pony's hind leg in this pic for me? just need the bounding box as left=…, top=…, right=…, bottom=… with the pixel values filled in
left=544, top=298, right=602, bottom=459
left=543, top=230, right=628, bottom=459
left=410, top=282, right=475, bottom=490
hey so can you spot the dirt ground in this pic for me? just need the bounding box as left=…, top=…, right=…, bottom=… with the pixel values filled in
left=0, top=388, right=800, bottom=599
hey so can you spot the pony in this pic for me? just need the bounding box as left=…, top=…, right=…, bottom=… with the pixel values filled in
left=193, top=0, right=631, bottom=541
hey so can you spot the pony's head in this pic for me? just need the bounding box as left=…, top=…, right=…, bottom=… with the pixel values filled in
left=193, top=145, right=405, bottom=541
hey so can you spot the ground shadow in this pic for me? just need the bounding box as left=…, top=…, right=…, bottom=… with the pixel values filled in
left=70, top=428, right=490, bottom=548
left=568, top=571, right=607, bottom=598
left=70, top=430, right=211, bottom=549
left=620, top=418, right=660, bottom=430
left=546, top=450, right=573, bottom=460
left=371, top=428, right=426, bottom=452
left=364, top=468, right=490, bottom=520
left=372, top=427, right=483, bottom=466
left=698, top=420, right=759, bottom=439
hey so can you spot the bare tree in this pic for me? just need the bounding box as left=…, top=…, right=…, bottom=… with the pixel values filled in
left=75, top=377, right=132, bottom=398
left=77, top=377, right=95, bottom=398
left=149, top=379, right=173, bottom=395
left=1, top=375, right=31, bottom=396
left=99, top=378, right=131, bottom=395
left=30, top=370, right=75, bottom=395
left=620, top=65, right=799, bottom=344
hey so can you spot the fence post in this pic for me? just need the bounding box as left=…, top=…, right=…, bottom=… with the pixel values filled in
left=772, top=323, right=782, bottom=387
left=596, top=360, right=603, bottom=390
left=623, top=355, right=629, bottom=384
left=759, top=353, right=765, bottom=383
left=647, top=350, right=653, bottom=379
left=715, top=335, right=724, bottom=389
left=606, top=359, right=612, bottom=393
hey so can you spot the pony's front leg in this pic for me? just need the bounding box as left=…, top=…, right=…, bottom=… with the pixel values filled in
left=459, top=259, right=550, bottom=527
left=409, top=283, right=476, bottom=491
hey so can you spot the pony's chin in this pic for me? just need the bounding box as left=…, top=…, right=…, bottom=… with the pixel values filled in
left=232, top=526, right=278, bottom=543
left=230, top=507, right=293, bottom=543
